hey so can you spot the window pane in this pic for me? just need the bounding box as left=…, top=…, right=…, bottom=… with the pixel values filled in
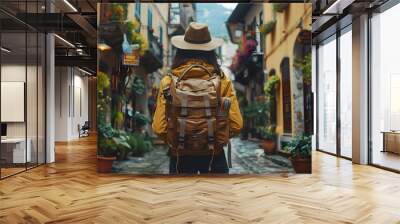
left=340, top=29, right=352, bottom=158
left=318, top=36, right=337, bottom=154
left=371, top=4, right=400, bottom=171
left=1, top=30, right=28, bottom=177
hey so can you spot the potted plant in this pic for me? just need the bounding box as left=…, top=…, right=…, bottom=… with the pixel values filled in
left=260, top=126, right=277, bottom=154
left=97, top=123, right=118, bottom=173
left=97, top=71, right=117, bottom=173
left=287, top=134, right=312, bottom=173
left=113, top=131, right=132, bottom=161
left=130, top=133, right=152, bottom=157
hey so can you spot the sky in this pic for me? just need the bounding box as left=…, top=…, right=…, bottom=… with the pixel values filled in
left=217, top=3, right=238, bottom=10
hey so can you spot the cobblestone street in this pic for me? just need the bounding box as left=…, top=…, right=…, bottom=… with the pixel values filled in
left=112, top=138, right=294, bottom=174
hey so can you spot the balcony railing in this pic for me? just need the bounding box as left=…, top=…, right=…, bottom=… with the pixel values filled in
left=168, top=3, right=194, bottom=35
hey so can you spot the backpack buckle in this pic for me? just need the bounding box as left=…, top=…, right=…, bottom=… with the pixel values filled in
left=162, top=87, right=171, bottom=102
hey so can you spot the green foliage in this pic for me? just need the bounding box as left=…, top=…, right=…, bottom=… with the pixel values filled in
left=98, top=122, right=117, bottom=157
left=259, top=20, right=276, bottom=36
left=130, top=133, right=152, bottom=157
left=287, top=134, right=312, bottom=158
left=113, top=131, right=132, bottom=160
left=243, top=101, right=270, bottom=120
left=110, top=3, right=128, bottom=21
left=263, top=74, right=280, bottom=126
left=132, top=111, right=150, bottom=127
left=97, top=71, right=110, bottom=94
left=273, top=3, right=289, bottom=13
left=98, top=129, right=153, bottom=160
left=263, top=75, right=280, bottom=100
left=125, top=20, right=141, bottom=43
left=131, top=76, right=146, bottom=95
left=259, top=125, right=277, bottom=140
left=112, top=110, right=124, bottom=127
left=294, top=53, right=312, bottom=85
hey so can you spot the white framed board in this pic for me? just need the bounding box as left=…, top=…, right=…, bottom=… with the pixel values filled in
left=1, top=82, right=25, bottom=122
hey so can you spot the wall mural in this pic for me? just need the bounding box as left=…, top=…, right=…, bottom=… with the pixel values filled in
left=97, top=3, right=313, bottom=175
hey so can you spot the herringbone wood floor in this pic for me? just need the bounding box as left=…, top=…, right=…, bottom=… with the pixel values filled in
left=1, top=136, right=400, bottom=224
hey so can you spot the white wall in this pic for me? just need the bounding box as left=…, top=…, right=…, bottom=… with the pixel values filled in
left=1, top=63, right=46, bottom=164
left=54, top=67, right=89, bottom=141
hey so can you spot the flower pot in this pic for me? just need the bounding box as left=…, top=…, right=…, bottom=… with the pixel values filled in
left=97, top=156, right=116, bottom=173
left=261, top=140, right=276, bottom=155
left=290, top=156, right=311, bottom=173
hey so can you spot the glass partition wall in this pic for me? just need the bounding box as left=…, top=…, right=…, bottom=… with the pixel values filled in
left=316, top=25, right=352, bottom=159
left=317, top=35, right=337, bottom=155
left=0, top=1, right=46, bottom=179
left=370, top=3, right=400, bottom=171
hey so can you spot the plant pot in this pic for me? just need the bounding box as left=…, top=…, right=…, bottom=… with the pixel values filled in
left=97, top=156, right=116, bottom=173
left=261, top=140, right=276, bottom=155
left=290, top=156, right=311, bottom=173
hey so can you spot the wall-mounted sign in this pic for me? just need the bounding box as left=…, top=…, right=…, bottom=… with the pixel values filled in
left=123, top=49, right=140, bottom=66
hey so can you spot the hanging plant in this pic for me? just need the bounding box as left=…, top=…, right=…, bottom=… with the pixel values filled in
left=125, top=20, right=140, bottom=43
left=229, top=37, right=257, bottom=71
left=263, top=75, right=280, bottom=100
left=131, top=76, right=146, bottom=95
left=129, top=32, right=148, bottom=56
left=273, top=3, right=289, bottom=13
left=97, top=71, right=110, bottom=94
left=259, top=20, right=276, bottom=36
left=110, top=3, right=128, bottom=22
left=294, top=53, right=312, bottom=85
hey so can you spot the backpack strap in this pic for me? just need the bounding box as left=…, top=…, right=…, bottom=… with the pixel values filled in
left=178, top=64, right=214, bottom=82
left=177, top=118, right=186, bottom=151
left=207, top=118, right=215, bottom=151
left=203, top=95, right=211, bottom=117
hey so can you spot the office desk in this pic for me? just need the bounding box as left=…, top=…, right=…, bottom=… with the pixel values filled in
left=382, top=131, right=400, bottom=154
left=1, top=138, right=31, bottom=164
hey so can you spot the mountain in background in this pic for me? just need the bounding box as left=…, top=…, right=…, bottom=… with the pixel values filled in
left=196, top=3, right=234, bottom=39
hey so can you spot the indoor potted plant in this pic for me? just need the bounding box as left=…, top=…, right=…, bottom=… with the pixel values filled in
left=287, top=134, right=312, bottom=173
left=260, top=126, right=277, bottom=154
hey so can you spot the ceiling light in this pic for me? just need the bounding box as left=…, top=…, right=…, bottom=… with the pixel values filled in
left=78, top=67, right=93, bottom=76
left=54, top=34, right=75, bottom=48
left=63, top=0, right=78, bottom=12
left=1, top=47, right=11, bottom=53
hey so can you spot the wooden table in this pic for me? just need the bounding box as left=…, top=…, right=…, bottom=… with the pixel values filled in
left=381, top=131, right=400, bottom=154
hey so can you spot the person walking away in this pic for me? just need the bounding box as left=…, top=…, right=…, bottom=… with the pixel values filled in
left=152, top=22, right=243, bottom=174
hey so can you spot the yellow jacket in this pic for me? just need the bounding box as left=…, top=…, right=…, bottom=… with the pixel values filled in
left=152, top=60, right=243, bottom=141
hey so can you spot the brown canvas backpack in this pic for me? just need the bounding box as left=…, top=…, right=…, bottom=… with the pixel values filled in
left=163, top=64, right=231, bottom=160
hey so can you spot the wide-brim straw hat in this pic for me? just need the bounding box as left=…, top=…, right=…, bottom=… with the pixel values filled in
left=171, top=22, right=223, bottom=51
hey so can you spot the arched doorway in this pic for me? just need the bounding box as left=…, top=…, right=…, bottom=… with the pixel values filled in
left=292, top=30, right=312, bottom=135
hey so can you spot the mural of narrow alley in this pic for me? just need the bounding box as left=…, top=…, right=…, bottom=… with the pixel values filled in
left=97, top=3, right=312, bottom=175
left=112, top=138, right=294, bottom=174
